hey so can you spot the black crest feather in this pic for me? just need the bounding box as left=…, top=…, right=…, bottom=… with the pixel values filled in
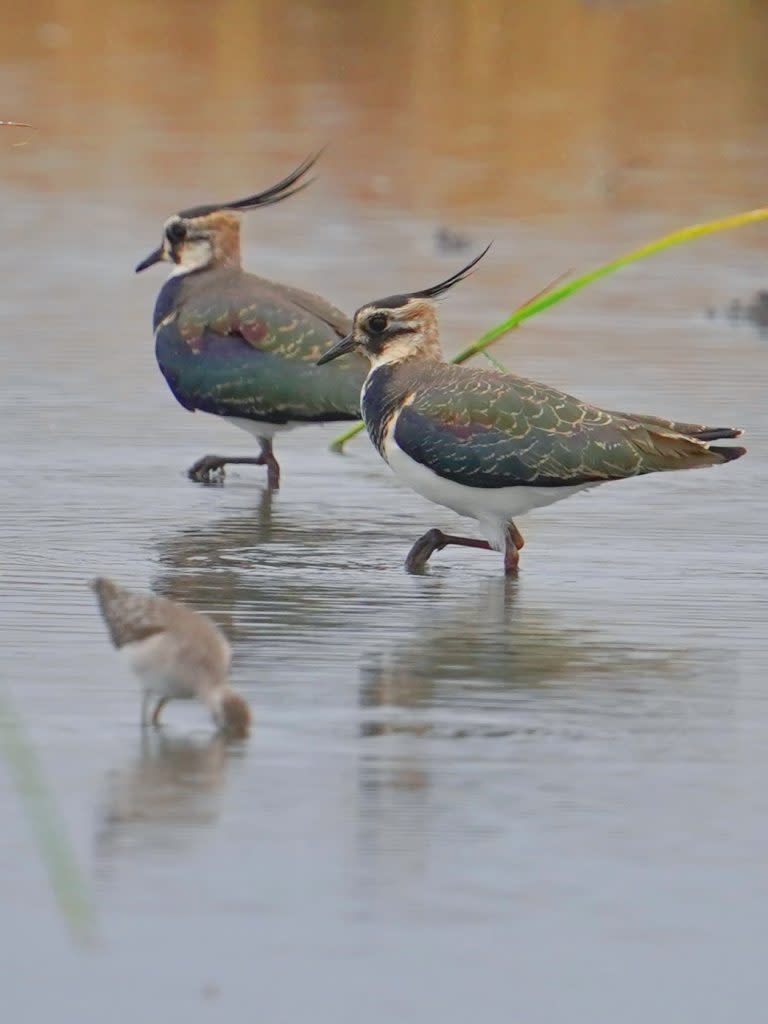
left=372, top=244, right=492, bottom=309
left=177, top=151, right=322, bottom=219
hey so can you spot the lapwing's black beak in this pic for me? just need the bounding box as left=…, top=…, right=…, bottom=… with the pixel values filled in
left=316, top=334, right=356, bottom=366
left=135, top=246, right=164, bottom=273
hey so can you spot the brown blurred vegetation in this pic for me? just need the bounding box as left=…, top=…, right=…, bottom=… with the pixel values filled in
left=2, top=0, right=768, bottom=215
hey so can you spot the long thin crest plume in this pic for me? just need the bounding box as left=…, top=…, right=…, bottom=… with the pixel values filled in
left=373, top=244, right=492, bottom=309
left=178, top=151, right=323, bottom=219
left=413, top=243, right=492, bottom=299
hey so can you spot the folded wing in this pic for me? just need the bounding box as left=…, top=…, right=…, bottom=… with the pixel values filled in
left=155, top=273, right=367, bottom=422
left=393, top=367, right=745, bottom=489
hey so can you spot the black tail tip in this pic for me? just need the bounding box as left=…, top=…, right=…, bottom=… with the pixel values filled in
left=712, top=445, right=747, bottom=463
left=695, top=426, right=744, bottom=442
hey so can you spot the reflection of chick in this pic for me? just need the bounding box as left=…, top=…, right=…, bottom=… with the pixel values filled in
left=91, top=578, right=250, bottom=738
left=95, top=733, right=229, bottom=862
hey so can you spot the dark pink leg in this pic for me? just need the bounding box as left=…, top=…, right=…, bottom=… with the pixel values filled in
left=405, top=528, right=492, bottom=572
left=187, top=438, right=280, bottom=489
left=406, top=522, right=525, bottom=574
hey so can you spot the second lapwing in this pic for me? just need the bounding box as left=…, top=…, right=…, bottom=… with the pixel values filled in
left=317, top=250, right=746, bottom=574
left=136, top=154, right=367, bottom=489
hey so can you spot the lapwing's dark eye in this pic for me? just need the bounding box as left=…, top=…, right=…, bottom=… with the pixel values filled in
left=368, top=312, right=388, bottom=334
left=166, top=220, right=187, bottom=244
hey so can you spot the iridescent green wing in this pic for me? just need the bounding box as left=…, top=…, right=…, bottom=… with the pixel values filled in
left=393, top=365, right=738, bottom=488
left=177, top=271, right=353, bottom=360
left=158, top=274, right=366, bottom=422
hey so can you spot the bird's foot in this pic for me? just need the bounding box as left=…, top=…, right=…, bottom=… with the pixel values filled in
left=405, top=528, right=449, bottom=572
left=187, top=451, right=280, bottom=489
left=405, top=529, right=494, bottom=572
left=405, top=525, right=522, bottom=575
left=188, top=455, right=228, bottom=484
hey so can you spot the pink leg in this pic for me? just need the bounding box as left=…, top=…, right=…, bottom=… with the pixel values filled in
left=406, top=522, right=525, bottom=574
left=405, top=528, right=492, bottom=572
left=187, top=438, right=281, bottom=489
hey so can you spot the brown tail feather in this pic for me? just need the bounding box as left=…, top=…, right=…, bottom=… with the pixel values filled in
left=630, top=427, right=747, bottom=472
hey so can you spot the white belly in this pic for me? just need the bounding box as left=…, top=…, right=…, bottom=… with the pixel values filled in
left=120, top=633, right=197, bottom=700
left=385, top=437, right=597, bottom=550
left=221, top=416, right=304, bottom=441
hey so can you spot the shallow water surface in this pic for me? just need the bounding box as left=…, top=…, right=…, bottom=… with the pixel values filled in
left=2, top=2, right=768, bottom=1021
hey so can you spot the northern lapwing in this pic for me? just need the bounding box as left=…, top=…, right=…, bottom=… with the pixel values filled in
left=317, top=249, right=746, bottom=574
left=136, top=154, right=367, bottom=489
left=91, top=578, right=251, bottom=737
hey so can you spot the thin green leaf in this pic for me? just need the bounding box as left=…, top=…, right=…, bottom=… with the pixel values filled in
left=0, top=690, right=97, bottom=945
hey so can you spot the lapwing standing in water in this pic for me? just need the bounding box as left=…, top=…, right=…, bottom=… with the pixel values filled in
left=91, top=578, right=251, bottom=738
left=317, top=249, right=746, bottom=574
left=136, top=154, right=367, bottom=489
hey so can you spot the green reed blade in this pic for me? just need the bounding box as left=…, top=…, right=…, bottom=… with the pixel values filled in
left=0, top=690, right=97, bottom=945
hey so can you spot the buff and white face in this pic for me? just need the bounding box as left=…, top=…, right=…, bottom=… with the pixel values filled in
left=135, top=211, right=242, bottom=276
left=134, top=152, right=321, bottom=277
left=320, top=296, right=444, bottom=369
left=316, top=245, right=491, bottom=370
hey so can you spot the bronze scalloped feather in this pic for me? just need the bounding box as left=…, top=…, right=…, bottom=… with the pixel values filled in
left=380, top=361, right=744, bottom=489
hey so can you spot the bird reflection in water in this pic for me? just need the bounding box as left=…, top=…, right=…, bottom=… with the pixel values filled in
left=358, top=577, right=687, bottom=740
left=356, top=580, right=525, bottom=872
left=150, top=487, right=369, bottom=648
left=354, top=579, right=694, bottom=885
left=151, top=489, right=277, bottom=643
left=94, top=731, right=236, bottom=867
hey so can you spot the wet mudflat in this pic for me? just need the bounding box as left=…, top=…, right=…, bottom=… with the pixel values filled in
left=2, top=2, right=768, bottom=1021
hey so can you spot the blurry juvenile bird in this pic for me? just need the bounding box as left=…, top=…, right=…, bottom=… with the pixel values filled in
left=136, top=154, right=367, bottom=488
left=318, top=248, right=746, bottom=574
left=91, top=578, right=250, bottom=738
